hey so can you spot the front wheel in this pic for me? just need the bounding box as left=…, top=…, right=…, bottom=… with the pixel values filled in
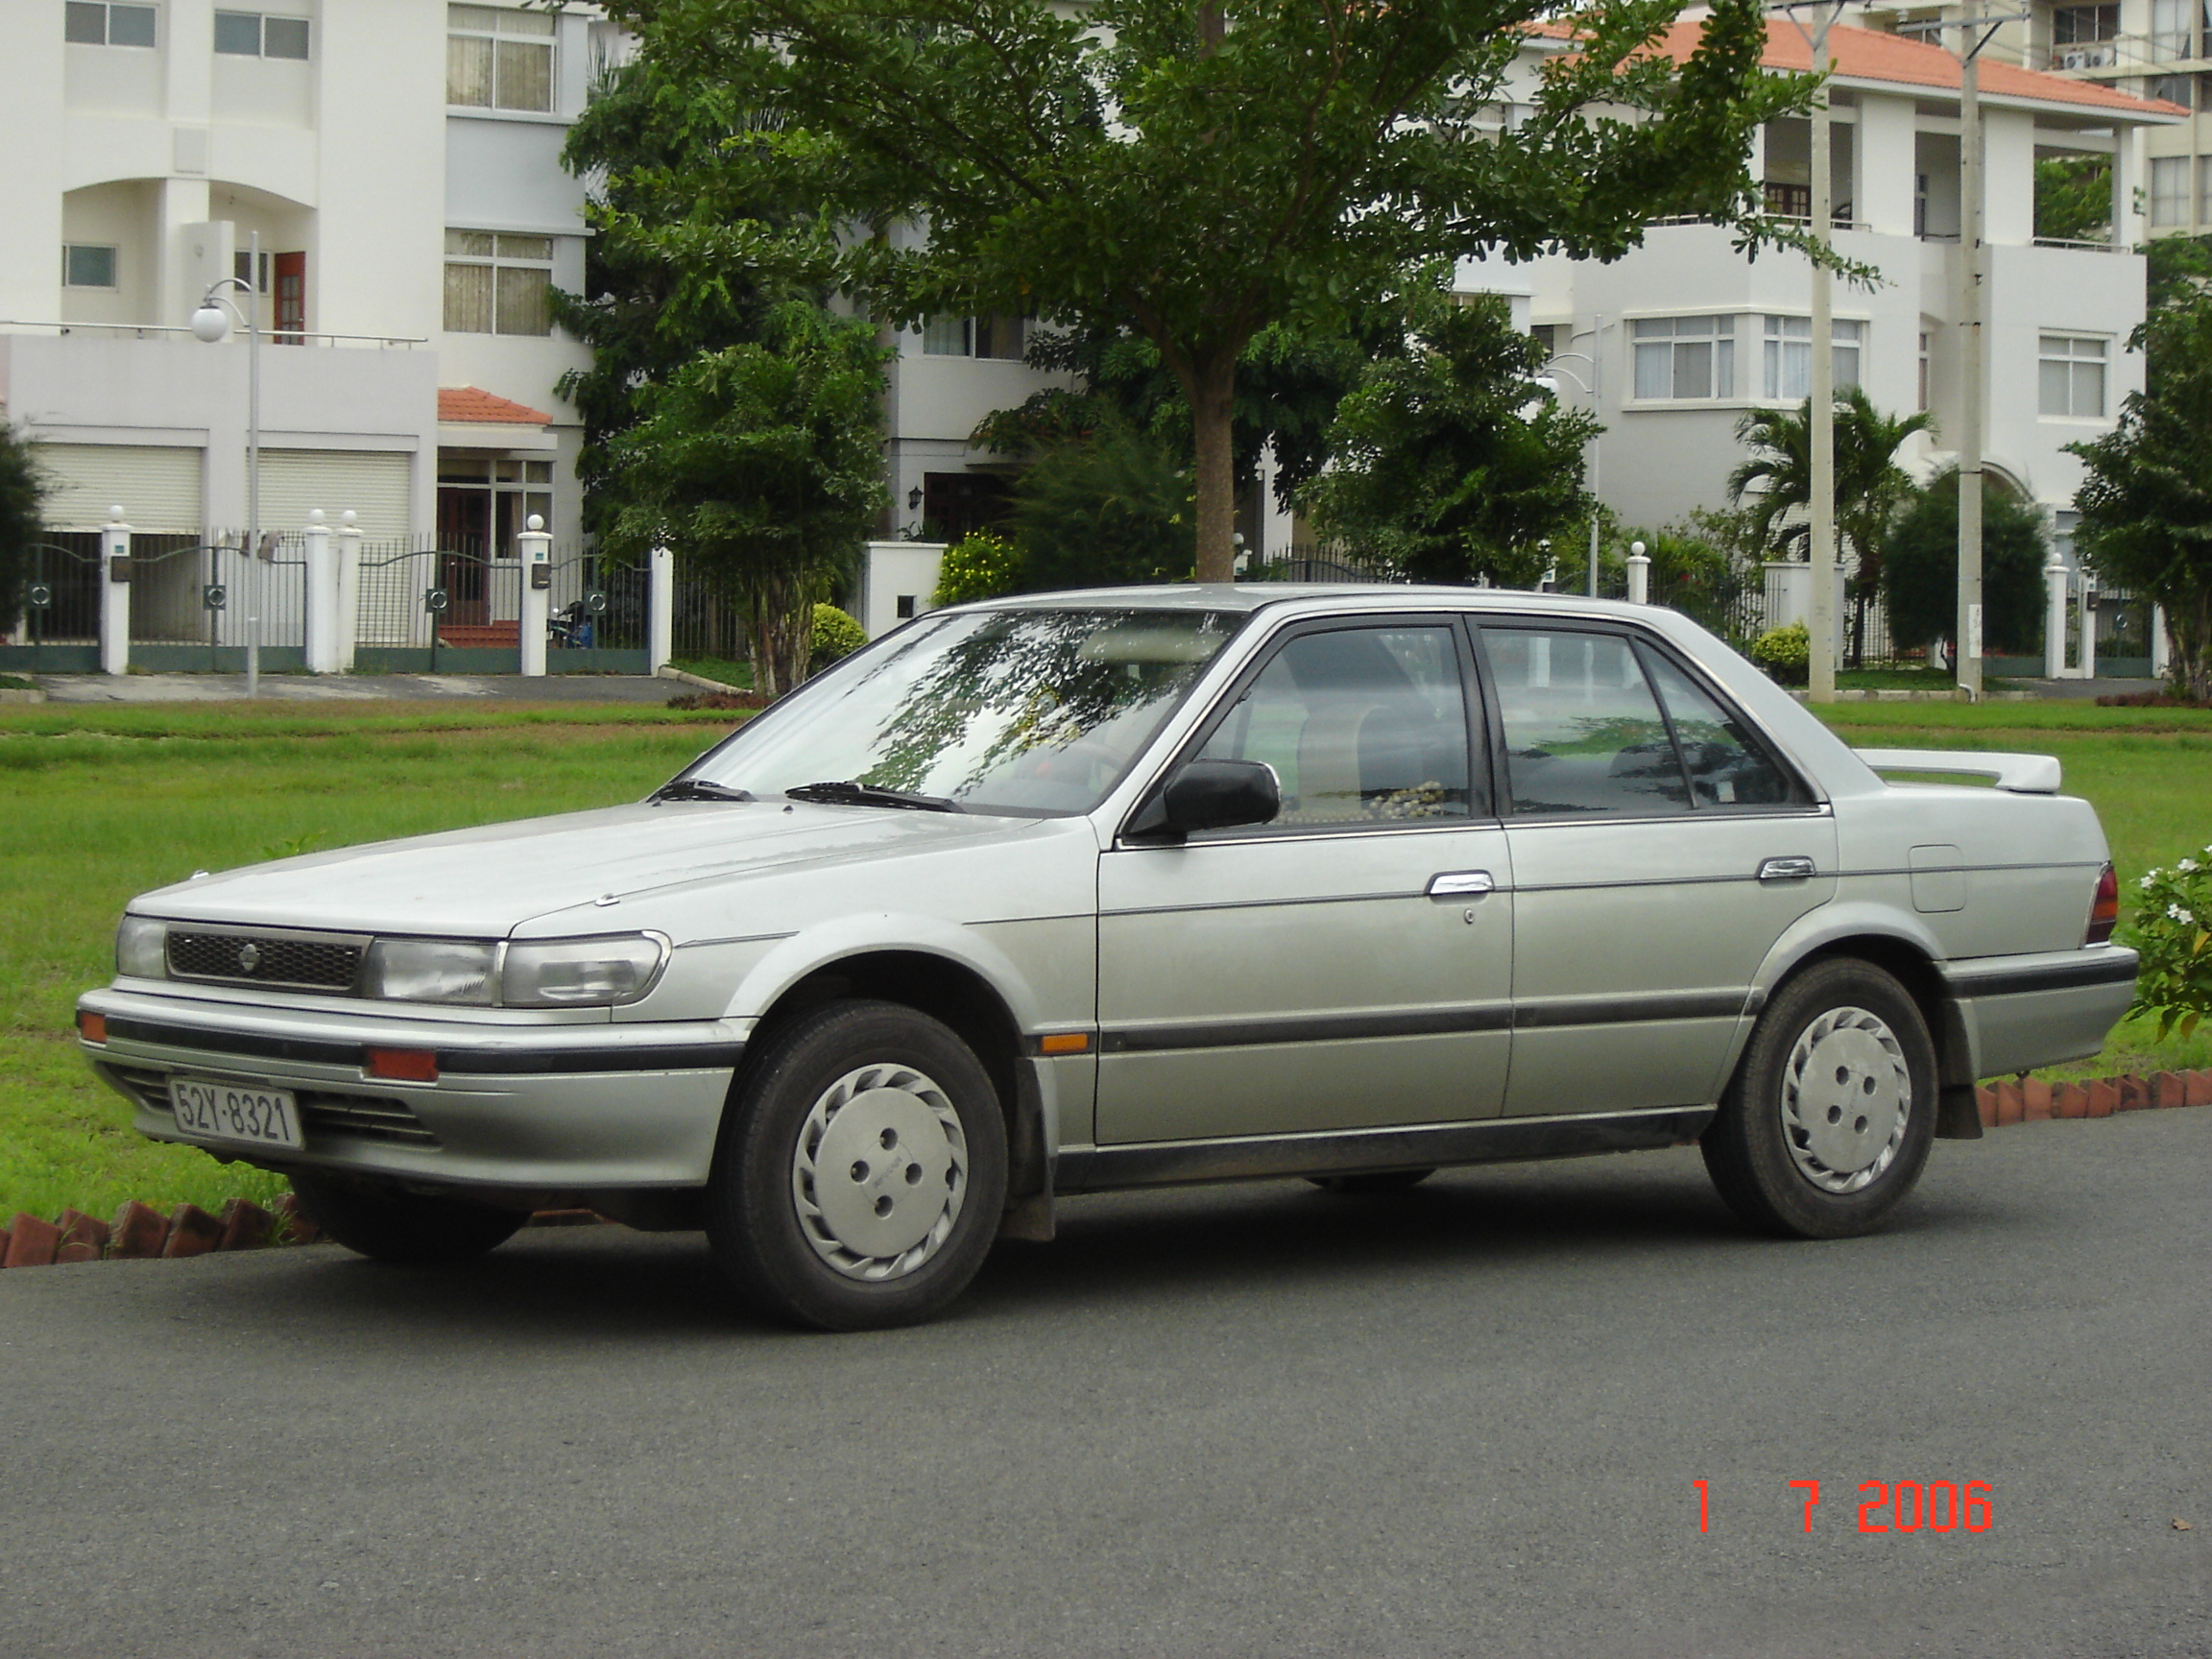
left=1701, top=959, right=1937, bottom=1239
left=289, top=1172, right=526, bottom=1264
left=707, top=999, right=1008, bottom=1331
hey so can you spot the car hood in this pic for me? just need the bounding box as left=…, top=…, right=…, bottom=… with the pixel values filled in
left=131, top=801, right=1042, bottom=939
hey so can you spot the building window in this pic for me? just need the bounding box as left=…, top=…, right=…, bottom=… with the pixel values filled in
left=2150, top=74, right=2195, bottom=107
left=436, top=458, right=553, bottom=562
left=2052, top=3, right=2121, bottom=65
left=919, top=315, right=1024, bottom=359
left=2150, top=0, right=2204, bottom=62
left=2040, top=335, right=2108, bottom=418
left=446, top=5, right=555, bottom=113
left=1632, top=316, right=1735, bottom=401
left=214, top=12, right=310, bottom=58
left=443, top=231, right=553, bottom=336
left=62, top=245, right=119, bottom=289
left=1762, top=315, right=1863, bottom=400
left=1918, top=330, right=1932, bottom=412
left=64, top=3, right=157, bottom=46
left=2151, top=156, right=2190, bottom=227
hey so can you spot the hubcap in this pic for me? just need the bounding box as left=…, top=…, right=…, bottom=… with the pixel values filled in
left=790, top=1063, right=968, bottom=1282
left=1780, top=1004, right=1911, bottom=1193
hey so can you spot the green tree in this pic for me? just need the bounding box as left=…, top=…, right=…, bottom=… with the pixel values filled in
left=1727, top=386, right=1932, bottom=659
left=2034, top=155, right=2111, bottom=244
left=601, top=302, right=891, bottom=695
left=1881, top=471, right=2049, bottom=659
left=611, top=0, right=1817, bottom=582
left=0, top=425, right=47, bottom=619
left=1299, top=290, right=1599, bottom=585
left=2069, top=272, right=2212, bottom=698
left=1002, top=418, right=1196, bottom=591
left=553, top=48, right=833, bottom=542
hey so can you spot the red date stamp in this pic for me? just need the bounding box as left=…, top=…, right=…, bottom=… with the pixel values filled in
left=1693, top=1479, right=1993, bottom=1533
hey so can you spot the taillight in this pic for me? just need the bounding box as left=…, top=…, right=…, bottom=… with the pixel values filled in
left=2086, top=862, right=2119, bottom=946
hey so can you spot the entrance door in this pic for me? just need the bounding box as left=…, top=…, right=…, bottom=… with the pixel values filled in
left=274, top=252, right=305, bottom=345
left=1096, top=619, right=1513, bottom=1144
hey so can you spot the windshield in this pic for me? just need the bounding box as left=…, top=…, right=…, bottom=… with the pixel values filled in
left=685, top=606, right=1243, bottom=816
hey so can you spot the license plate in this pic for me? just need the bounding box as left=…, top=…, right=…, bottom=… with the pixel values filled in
left=168, top=1077, right=303, bottom=1150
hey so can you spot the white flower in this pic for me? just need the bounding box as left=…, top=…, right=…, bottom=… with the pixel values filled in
left=2142, top=875, right=2157, bottom=889
left=2169, top=903, right=2196, bottom=925
left=2181, top=858, right=2201, bottom=874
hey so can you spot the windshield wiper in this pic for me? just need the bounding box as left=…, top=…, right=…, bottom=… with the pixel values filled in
left=650, top=778, right=755, bottom=804
left=784, top=780, right=964, bottom=813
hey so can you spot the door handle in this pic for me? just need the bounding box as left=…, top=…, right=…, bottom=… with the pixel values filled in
left=1428, top=871, right=1496, bottom=898
left=1757, top=855, right=1817, bottom=882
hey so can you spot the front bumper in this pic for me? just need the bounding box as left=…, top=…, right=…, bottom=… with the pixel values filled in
left=77, top=987, right=748, bottom=1194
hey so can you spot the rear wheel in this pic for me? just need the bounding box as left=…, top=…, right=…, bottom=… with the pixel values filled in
left=289, top=1172, right=526, bottom=1265
left=707, top=999, right=1008, bottom=1331
left=1701, top=958, right=1937, bottom=1238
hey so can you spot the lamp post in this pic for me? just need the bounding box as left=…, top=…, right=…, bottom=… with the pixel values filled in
left=1534, top=320, right=1604, bottom=596
left=192, top=230, right=261, bottom=697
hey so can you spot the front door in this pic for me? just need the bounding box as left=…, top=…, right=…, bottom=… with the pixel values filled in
left=1477, top=624, right=1837, bottom=1116
left=1095, top=619, right=1514, bottom=1144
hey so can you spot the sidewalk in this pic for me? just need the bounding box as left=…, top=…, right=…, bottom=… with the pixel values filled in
left=29, top=672, right=683, bottom=705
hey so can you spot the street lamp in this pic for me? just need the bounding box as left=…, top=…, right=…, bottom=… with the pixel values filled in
left=1533, top=316, right=1604, bottom=596
left=192, top=230, right=262, bottom=697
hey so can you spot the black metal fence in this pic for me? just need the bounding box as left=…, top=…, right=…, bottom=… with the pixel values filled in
left=670, top=566, right=753, bottom=663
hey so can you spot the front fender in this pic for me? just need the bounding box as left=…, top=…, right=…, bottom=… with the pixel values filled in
left=720, top=912, right=1050, bottom=1035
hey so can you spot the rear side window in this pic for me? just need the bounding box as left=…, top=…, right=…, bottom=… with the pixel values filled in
left=1482, top=629, right=1687, bottom=817
left=1480, top=627, right=1804, bottom=818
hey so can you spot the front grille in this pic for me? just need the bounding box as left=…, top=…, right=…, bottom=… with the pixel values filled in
left=97, top=1064, right=440, bottom=1149
left=167, top=929, right=365, bottom=992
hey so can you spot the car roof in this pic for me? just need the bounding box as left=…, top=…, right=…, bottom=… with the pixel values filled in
left=969, top=583, right=1671, bottom=626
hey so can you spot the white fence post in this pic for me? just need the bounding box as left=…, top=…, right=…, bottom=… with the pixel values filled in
left=517, top=516, right=552, bottom=678
left=334, top=512, right=361, bottom=672
left=2080, top=588, right=2098, bottom=681
left=302, top=510, right=339, bottom=672
left=99, top=506, right=132, bottom=676
left=1625, top=541, right=1649, bottom=606
left=649, top=544, right=674, bottom=672
left=2152, top=603, right=2171, bottom=681
left=2045, top=556, right=2070, bottom=679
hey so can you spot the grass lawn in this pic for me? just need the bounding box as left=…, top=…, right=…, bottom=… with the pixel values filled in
left=1, top=693, right=2204, bottom=1224
left=0, top=700, right=743, bottom=1223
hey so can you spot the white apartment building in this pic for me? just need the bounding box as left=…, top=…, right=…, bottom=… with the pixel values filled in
left=1513, top=19, right=2180, bottom=552
left=0, top=1, right=616, bottom=585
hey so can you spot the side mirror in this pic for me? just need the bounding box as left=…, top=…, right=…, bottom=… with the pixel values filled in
left=1126, top=759, right=1281, bottom=840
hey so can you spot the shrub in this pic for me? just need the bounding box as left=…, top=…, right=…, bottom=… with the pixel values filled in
left=1748, top=620, right=1810, bottom=685
left=934, top=531, right=1026, bottom=605
left=808, top=603, right=866, bottom=674
left=2128, top=854, right=2212, bottom=1039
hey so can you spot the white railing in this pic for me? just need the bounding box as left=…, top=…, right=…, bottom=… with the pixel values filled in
left=0, top=320, right=426, bottom=348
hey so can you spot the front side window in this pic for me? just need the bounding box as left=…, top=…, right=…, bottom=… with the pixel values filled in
left=443, top=230, right=553, bottom=336
left=62, top=245, right=119, bottom=289
left=1762, top=316, right=1864, bottom=400
left=1195, top=625, right=1477, bottom=829
left=215, top=12, right=310, bottom=58
left=65, top=2, right=157, bottom=46
left=446, top=4, right=554, bottom=112
left=1632, top=316, right=1735, bottom=401
left=686, top=608, right=1241, bottom=817
left=2039, top=334, right=2107, bottom=418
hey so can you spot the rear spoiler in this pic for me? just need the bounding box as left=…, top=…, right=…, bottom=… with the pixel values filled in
left=1855, top=749, right=2062, bottom=794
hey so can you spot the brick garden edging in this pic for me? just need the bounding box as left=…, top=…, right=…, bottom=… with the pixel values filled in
left=1, top=1077, right=2204, bottom=1272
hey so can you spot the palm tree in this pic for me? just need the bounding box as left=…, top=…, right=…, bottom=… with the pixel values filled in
left=1728, top=387, right=1934, bottom=663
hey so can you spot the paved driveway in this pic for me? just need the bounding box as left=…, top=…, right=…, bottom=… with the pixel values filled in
left=2, top=1111, right=2205, bottom=1657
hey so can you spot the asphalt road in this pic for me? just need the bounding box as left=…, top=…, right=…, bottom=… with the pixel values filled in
left=3, top=1111, right=2206, bottom=1659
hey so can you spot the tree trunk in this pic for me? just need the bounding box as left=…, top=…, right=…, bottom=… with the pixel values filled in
left=745, top=566, right=815, bottom=699
left=1190, top=351, right=1238, bottom=585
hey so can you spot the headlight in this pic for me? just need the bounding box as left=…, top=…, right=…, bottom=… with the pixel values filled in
left=501, top=935, right=667, bottom=1007
left=116, top=916, right=168, bottom=979
left=362, top=938, right=497, bottom=1004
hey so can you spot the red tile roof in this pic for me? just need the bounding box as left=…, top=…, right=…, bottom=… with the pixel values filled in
left=438, top=386, right=555, bottom=425
left=1653, top=18, right=2186, bottom=117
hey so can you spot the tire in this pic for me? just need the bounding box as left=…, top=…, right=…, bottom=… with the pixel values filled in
left=706, top=999, right=1009, bottom=1332
left=1701, top=958, right=1938, bottom=1239
left=288, top=1172, right=526, bottom=1265
left=1308, top=1168, right=1435, bottom=1195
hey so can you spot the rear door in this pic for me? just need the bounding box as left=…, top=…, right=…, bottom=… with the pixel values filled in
left=1478, top=623, right=1836, bottom=1116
